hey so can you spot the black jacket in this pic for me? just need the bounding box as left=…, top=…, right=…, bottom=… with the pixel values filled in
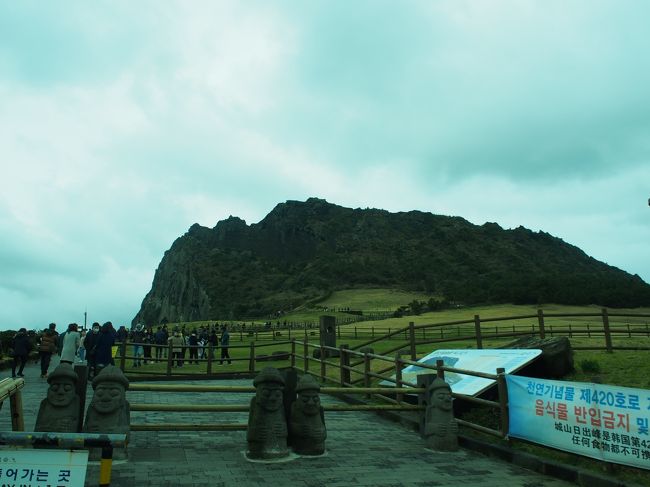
left=12, top=332, right=32, bottom=356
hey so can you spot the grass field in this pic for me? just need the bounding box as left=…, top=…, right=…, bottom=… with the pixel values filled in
left=314, top=288, right=436, bottom=310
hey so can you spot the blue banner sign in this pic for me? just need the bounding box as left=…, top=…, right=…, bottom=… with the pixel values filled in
left=507, top=375, right=650, bottom=470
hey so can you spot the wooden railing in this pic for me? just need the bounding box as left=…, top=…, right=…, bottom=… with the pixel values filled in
left=128, top=383, right=426, bottom=432
left=349, top=309, right=650, bottom=356
left=0, top=377, right=25, bottom=431
left=294, top=341, right=509, bottom=438
left=113, top=309, right=649, bottom=437
left=115, top=340, right=294, bottom=377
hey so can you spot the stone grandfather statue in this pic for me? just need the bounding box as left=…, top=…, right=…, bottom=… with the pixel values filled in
left=83, top=365, right=130, bottom=436
left=246, top=367, right=289, bottom=460
left=289, top=374, right=326, bottom=455
left=34, top=364, right=80, bottom=432
left=424, top=377, right=458, bottom=451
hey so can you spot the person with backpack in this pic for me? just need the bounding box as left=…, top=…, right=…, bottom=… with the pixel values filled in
left=169, top=329, right=185, bottom=367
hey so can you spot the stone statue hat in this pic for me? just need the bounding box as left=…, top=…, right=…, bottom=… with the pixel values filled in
left=295, top=374, right=321, bottom=393
left=47, top=363, right=78, bottom=385
left=428, top=377, right=452, bottom=392
left=91, top=365, right=130, bottom=390
left=253, top=367, right=285, bottom=387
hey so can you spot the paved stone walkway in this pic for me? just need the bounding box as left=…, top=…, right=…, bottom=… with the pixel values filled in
left=0, top=358, right=576, bottom=486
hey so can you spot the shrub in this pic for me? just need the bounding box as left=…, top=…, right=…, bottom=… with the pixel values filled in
left=580, top=359, right=601, bottom=374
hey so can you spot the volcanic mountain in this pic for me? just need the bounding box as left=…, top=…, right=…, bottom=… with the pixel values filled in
left=132, top=198, right=650, bottom=325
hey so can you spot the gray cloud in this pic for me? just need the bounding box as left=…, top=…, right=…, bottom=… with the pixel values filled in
left=0, top=0, right=648, bottom=330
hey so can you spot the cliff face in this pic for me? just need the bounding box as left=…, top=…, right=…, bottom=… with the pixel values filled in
left=132, top=198, right=650, bottom=325
left=133, top=236, right=212, bottom=326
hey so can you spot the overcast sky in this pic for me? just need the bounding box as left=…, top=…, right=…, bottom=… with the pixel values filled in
left=1, top=1, right=649, bottom=331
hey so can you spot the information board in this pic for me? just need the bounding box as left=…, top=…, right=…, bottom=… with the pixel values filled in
left=507, top=375, right=650, bottom=470
left=0, top=449, right=88, bottom=486
left=381, top=348, right=541, bottom=395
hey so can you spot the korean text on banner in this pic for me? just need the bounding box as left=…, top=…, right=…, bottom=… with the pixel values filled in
left=506, top=375, right=650, bottom=470
left=0, top=449, right=88, bottom=487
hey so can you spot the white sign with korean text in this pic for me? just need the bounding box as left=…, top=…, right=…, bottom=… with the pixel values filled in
left=507, top=375, right=650, bottom=470
left=381, top=348, right=541, bottom=395
left=0, top=449, right=88, bottom=486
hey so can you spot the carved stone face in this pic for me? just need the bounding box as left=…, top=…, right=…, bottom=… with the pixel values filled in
left=257, top=384, right=283, bottom=412
left=431, top=388, right=452, bottom=411
left=298, top=390, right=320, bottom=416
left=47, top=378, right=76, bottom=407
left=92, top=383, right=125, bottom=414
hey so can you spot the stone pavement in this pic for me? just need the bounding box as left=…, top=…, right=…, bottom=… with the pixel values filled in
left=0, top=358, right=577, bottom=487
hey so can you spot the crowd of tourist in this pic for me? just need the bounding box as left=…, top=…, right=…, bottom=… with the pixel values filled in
left=127, top=322, right=232, bottom=368
left=3, top=321, right=236, bottom=380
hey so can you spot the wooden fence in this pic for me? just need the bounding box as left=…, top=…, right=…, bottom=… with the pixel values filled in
left=0, top=377, right=25, bottom=431
left=114, top=309, right=650, bottom=378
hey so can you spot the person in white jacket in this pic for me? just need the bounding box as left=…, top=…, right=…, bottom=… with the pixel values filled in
left=60, top=323, right=81, bottom=364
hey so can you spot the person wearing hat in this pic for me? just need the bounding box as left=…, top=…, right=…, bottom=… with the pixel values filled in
left=246, top=367, right=289, bottom=459
left=83, top=365, right=130, bottom=436
left=11, top=328, right=32, bottom=378
left=188, top=330, right=199, bottom=365
left=289, top=375, right=327, bottom=455
left=34, top=363, right=80, bottom=432
left=423, top=377, right=458, bottom=451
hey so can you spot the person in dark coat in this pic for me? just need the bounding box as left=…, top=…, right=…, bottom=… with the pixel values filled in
left=188, top=332, right=199, bottom=364
left=12, top=328, right=32, bottom=377
left=94, top=322, right=116, bottom=373
left=83, top=322, right=101, bottom=379
left=219, top=324, right=231, bottom=365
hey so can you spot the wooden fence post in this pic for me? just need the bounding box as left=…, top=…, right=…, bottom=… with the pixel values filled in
left=320, top=346, right=326, bottom=383
left=496, top=367, right=509, bottom=439
left=166, top=342, right=173, bottom=376
left=395, top=353, right=403, bottom=404
left=474, top=315, right=483, bottom=349
left=602, top=308, right=613, bottom=353
left=206, top=345, right=213, bottom=375
left=409, top=322, right=416, bottom=360
left=9, top=388, right=24, bottom=431
left=339, top=344, right=350, bottom=386
left=249, top=342, right=256, bottom=373
left=119, top=341, right=127, bottom=371
left=436, top=359, right=445, bottom=380
left=364, top=353, right=371, bottom=399
left=537, top=309, right=546, bottom=339
left=304, top=340, right=309, bottom=373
